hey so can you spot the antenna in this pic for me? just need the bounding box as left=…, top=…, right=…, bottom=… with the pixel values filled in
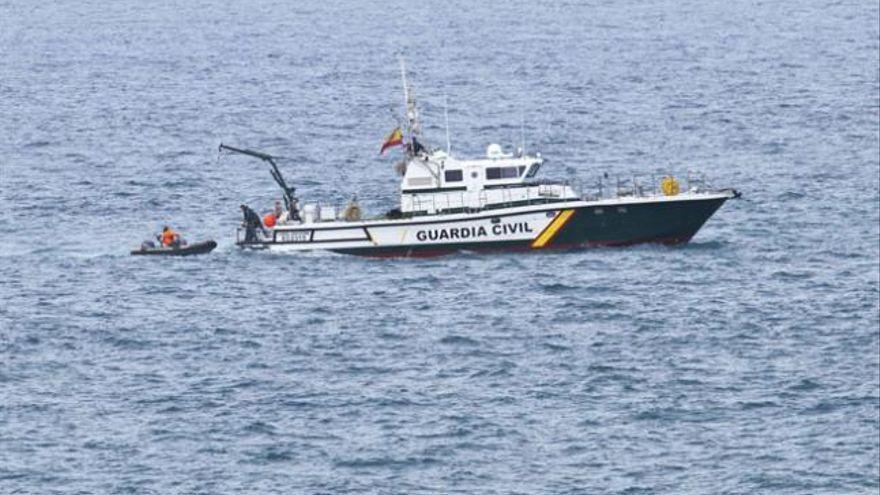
left=398, top=57, right=417, bottom=150
left=444, top=93, right=451, bottom=155
left=520, top=110, right=526, bottom=156
left=399, top=57, right=409, bottom=118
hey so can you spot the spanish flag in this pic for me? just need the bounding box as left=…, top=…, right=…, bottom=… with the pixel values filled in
left=380, top=127, right=404, bottom=155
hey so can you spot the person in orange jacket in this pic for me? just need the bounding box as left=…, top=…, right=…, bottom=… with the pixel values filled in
left=159, top=226, right=180, bottom=247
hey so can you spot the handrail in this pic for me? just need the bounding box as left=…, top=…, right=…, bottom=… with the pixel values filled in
left=398, top=171, right=714, bottom=215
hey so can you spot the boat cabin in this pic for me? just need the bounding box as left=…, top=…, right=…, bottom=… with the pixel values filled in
left=399, top=143, right=577, bottom=214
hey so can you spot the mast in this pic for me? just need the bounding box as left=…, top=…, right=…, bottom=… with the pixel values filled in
left=399, top=57, right=419, bottom=152
left=397, top=57, right=439, bottom=182
left=399, top=57, right=410, bottom=125
left=444, top=93, right=451, bottom=154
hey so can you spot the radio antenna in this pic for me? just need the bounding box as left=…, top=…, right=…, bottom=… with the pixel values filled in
left=444, top=93, right=452, bottom=155
left=399, top=57, right=418, bottom=150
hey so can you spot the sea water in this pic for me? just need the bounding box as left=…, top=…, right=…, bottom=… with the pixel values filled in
left=1, top=0, right=878, bottom=492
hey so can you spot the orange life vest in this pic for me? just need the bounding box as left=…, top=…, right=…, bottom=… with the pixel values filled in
left=161, top=229, right=177, bottom=246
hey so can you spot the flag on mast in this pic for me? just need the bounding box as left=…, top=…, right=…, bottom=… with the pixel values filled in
left=380, top=127, right=404, bottom=155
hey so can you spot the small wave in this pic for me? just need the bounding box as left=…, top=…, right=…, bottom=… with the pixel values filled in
left=771, top=270, right=814, bottom=280
left=155, top=150, right=197, bottom=160
left=633, top=407, right=712, bottom=422
left=777, top=191, right=805, bottom=200
left=245, top=446, right=294, bottom=463
left=788, top=378, right=822, bottom=391
left=738, top=400, right=779, bottom=410
left=135, top=395, right=177, bottom=406
left=470, top=363, right=516, bottom=378
left=578, top=300, right=620, bottom=311
left=541, top=342, right=571, bottom=352
left=802, top=401, right=839, bottom=414
left=375, top=397, right=420, bottom=407
left=682, top=240, right=729, bottom=250
left=160, top=178, right=202, bottom=188
left=399, top=274, right=441, bottom=285
left=537, top=282, right=580, bottom=293
left=588, top=364, right=619, bottom=373
left=23, top=140, right=51, bottom=148
left=229, top=378, right=263, bottom=389
left=345, top=365, right=394, bottom=375
left=103, top=336, right=151, bottom=349
left=414, top=427, right=472, bottom=440
left=439, top=335, right=480, bottom=346
left=762, top=142, right=787, bottom=155
left=242, top=421, right=277, bottom=435
left=334, top=456, right=439, bottom=469
left=633, top=408, right=667, bottom=421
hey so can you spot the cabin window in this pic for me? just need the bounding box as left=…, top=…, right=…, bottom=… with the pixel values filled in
left=444, top=169, right=463, bottom=182
left=486, top=166, right=521, bottom=180
left=525, top=163, right=541, bottom=178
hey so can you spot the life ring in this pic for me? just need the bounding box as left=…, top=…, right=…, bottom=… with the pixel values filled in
left=661, top=176, right=680, bottom=196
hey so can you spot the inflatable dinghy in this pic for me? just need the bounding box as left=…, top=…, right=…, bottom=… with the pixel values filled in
left=131, top=240, right=217, bottom=256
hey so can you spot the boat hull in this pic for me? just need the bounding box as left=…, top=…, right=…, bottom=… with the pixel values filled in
left=131, top=240, right=218, bottom=256
left=237, top=192, right=734, bottom=258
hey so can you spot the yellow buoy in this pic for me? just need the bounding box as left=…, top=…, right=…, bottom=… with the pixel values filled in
left=661, top=176, right=680, bottom=196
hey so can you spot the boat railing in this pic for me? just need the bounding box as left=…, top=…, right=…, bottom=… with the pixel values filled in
left=235, top=225, right=271, bottom=243
left=685, top=170, right=711, bottom=190
left=407, top=183, right=576, bottom=213
left=403, top=171, right=713, bottom=214
left=584, top=170, right=712, bottom=201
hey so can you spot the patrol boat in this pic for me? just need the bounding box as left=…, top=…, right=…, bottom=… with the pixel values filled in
left=228, top=64, right=739, bottom=258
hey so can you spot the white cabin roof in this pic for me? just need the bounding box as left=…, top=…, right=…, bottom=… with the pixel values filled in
left=400, top=144, right=544, bottom=194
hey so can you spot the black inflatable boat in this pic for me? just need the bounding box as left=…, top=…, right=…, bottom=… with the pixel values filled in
left=131, top=240, right=217, bottom=256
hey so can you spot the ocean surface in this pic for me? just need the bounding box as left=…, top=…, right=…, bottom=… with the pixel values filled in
left=2, top=0, right=879, bottom=493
